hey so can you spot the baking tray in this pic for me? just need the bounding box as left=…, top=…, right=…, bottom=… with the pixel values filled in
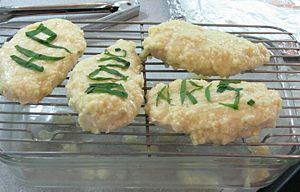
left=0, top=20, right=300, bottom=189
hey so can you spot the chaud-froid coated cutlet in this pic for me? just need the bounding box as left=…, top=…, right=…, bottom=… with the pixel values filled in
left=145, top=79, right=282, bottom=145
left=66, top=40, right=144, bottom=133
left=141, top=20, right=270, bottom=77
left=0, top=19, right=86, bottom=104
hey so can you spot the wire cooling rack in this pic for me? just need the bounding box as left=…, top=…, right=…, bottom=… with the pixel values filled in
left=0, top=20, right=300, bottom=159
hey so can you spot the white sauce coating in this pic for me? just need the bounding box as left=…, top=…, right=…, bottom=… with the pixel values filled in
left=141, top=20, right=270, bottom=77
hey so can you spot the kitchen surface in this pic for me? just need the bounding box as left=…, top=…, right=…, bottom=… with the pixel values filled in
left=0, top=0, right=299, bottom=192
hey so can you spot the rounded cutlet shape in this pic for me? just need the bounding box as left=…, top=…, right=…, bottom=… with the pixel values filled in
left=66, top=40, right=144, bottom=133
left=141, top=20, right=270, bottom=77
left=145, top=79, right=282, bottom=145
left=0, top=19, right=87, bottom=104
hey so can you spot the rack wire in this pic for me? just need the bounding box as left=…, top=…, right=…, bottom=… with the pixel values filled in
left=0, top=20, right=300, bottom=159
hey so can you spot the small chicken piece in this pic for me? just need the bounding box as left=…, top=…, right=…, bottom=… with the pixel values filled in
left=66, top=40, right=144, bottom=133
left=0, top=19, right=86, bottom=104
left=145, top=79, right=282, bottom=145
left=141, top=20, right=270, bottom=77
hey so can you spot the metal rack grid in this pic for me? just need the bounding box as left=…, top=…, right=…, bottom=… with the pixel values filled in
left=0, top=20, right=300, bottom=159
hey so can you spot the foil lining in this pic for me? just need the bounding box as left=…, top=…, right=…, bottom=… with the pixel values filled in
left=167, top=0, right=300, bottom=44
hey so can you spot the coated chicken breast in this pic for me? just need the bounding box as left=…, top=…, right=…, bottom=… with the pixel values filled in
left=145, top=79, right=282, bottom=145
left=141, top=20, right=270, bottom=77
left=0, top=19, right=86, bottom=104
left=66, top=40, right=144, bottom=133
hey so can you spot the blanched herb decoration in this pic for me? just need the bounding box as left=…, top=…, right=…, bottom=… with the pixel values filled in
left=10, top=23, right=69, bottom=72
left=215, top=80, right=243, bottom=110
left=98, top=56, right=130, bottom=69
left=105, top=48, right=127, bottom=57
left=187, top=92, right=198, bottom=105
left=189, top=80, right=203, bottom=88
left=247, top=99, right=255, bottom=106
left=217, top=79, right=241, bottom=93
left=205, top=83, right=212, bottom=102
left=85, top=83, right=128, bottom=99
left=156, top=85, right=172, bottom=106
left=219, top=88, right=243, bottom=110
left=97, top=48, right=129, bottom=69
left=180, top=80, right=187, bottom=104
left=10, top=55, right=44, bottom=72
left=25, top=24, right=71, bottom=53
left=15, top=45, right=65, bottom=61
left=180, top=80, right=203, bottom=105
left=88, top=65, right=128, bottom=81
left=86, top=48, right=131, bottom=98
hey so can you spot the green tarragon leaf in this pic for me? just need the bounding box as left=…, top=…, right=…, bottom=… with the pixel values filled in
left=187, top=93, right=198, bottom=104
left=104, top=48, right=127, bottom=58
left=188, top=80, right=203, bottom=104
left=25, top=24, right=71, bottom=53
left=156, top=85, right=172, bottom=106
left=97, top=48, right=130, bottom=69
left=15, top=45, right=64, bottom=61
left=180, top=80, right=187, bottom=104
left=216, top=80, right=244, bottom=110
left=217, top=79, right=241, bottom=93
left=247, top=99, right=255, bottom=106
left=86, top=47, right=131, bottom=99
left=219, top=88, right=243, bottom=110
left=10, top=55, right=44, bottom=72
left=189, top=80, right=203, bottom=88
left=85, top=82, right=128, bottom=98
left=98, top=56, right=130, bottom=69
left=180, top=80, right=203, bottom=105
left=205, top=83, right=212, bottom=102
left=88, top=65, right=128, bottom=81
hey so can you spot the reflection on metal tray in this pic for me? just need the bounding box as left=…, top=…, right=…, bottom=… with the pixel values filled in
left=0, top=20, right=300, bottom=189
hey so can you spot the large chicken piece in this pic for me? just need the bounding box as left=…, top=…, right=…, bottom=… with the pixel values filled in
left=0, top=19, right=86, bottom=104
left=141, top=20, right=270, bottom=77
left=145, top=79, right=282, bottom=145
left=66, top=40, right=144, bottom=133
